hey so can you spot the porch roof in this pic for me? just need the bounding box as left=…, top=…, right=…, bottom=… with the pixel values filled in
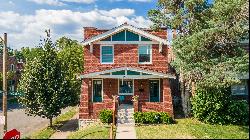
left=79, top=67, right=176, bottom=79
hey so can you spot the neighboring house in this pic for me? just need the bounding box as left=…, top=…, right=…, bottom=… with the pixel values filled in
left=230, top=40, right=249, bottom=102
left=79, top=23, right=177, bottom=126
left=0, top=55, right=24, bottom=92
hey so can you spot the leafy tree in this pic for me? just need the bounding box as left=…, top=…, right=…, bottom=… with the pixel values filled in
left=18, top=30, right=75, bottom=126
left=148, top=0, right=249, bottom=89
left=17, top=47, right=43, bottom=62
left=56, top=37, right=83, bottom=106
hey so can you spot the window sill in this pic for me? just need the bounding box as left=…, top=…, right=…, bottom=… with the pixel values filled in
left=118, top=93, right=134, bottom=95
left=138, top=62, right=152, bottom=65
left=101, top=62, right=114, bottom=64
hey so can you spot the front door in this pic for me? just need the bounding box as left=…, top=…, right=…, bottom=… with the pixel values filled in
left=149, top=80, right=160, bottom=102
left=118, top=79, right=133, bottom=104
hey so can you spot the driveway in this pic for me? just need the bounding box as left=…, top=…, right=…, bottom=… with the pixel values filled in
left=0, top=103, right=71, bottom=138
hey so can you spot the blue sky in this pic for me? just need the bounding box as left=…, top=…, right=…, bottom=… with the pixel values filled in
left=0, top=0, right=157, bottom=49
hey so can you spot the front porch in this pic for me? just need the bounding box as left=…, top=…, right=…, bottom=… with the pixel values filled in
left=79, top=67, right=175, bottom=126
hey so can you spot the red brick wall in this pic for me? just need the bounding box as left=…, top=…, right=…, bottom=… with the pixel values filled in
left=83, top=44, right=169, bottom=74
left=79, top=78, right=173, bottom=120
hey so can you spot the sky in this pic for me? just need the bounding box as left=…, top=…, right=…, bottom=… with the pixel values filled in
left=0, top=0, right=157, bottom=50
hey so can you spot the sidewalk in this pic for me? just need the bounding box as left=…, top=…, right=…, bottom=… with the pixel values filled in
left=115, top=124, right=137, bottom=139
left=50, top=114, right=78, bottom=139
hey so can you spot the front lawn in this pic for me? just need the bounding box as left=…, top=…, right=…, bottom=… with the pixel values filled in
left=24, top=106, right=77, bottom=139
left=68, top=123, right=115, bottom=139
left=136, top=118, right=249, bottom=139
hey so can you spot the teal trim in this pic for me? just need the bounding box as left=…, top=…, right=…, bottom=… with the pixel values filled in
left=101, top=36, right=111, bottom=41
left=141, top=36, right=151, bottom=41
left=149, top=80, right=160, bottom=102
left=112, top=31, right=125, bottom=41
left=126, top=30, right=139, bottom=41
left=127, top=70, right=140, bottom=75
left=112, top=70, right=125, bottom=75
left=93, top=80, right=102, bottom=102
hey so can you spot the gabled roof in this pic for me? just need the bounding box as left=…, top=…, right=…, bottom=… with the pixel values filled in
left=82, top=23, right=169, bottom=46
left=80, top=67, right=176, bottom=79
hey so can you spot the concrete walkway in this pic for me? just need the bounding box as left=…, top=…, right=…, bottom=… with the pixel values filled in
left=116, top=124, right=137, bottom=139
left=115, top=104, right=136, bottom=139
left=50, top=114, right=78, bottom=139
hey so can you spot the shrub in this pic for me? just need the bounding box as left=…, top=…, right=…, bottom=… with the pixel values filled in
left=160, top=112, right=174, bottom=124
left=99, top=109, right=113, bottom=124
left=191, top=87, right=249, bottom=125
left=133, top=111, right=173, bottom=124
left=227, top=100, right=249, bottom=125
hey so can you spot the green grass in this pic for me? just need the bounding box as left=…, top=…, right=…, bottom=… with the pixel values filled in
left=68, top=123, right=113, bottom=139
left=136, top=118, right=249, bottom=139
left=24, top=106, right=77, bottom=139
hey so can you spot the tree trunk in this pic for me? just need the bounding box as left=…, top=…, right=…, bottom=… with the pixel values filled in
left=49, top=118, right=53, bottom=127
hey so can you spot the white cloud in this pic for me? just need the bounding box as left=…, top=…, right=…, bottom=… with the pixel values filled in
left=61, top=0, right=95, bottom=4
left=99, top=8, right=135, bottom=17
left=0, top=9, right=151, bottom=49
left=28, top=0, right=95, bottom=6
left=28, top=0, right=65, bottom=6
left=8, top=1, right=14, bottom=5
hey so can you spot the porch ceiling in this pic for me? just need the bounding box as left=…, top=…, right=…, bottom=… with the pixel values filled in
left=80, top=67, right=176, bottom=79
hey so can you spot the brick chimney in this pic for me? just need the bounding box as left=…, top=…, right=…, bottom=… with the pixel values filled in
left=83, top=27, right=98, bottom=41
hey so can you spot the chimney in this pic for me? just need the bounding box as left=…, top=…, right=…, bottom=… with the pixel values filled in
left=83, top=27, right=98, bottom=41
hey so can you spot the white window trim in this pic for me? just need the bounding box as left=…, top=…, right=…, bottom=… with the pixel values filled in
left=149, top=79, right=160, bottom=102
left=100, top=45, right=114, bottom=64
left=118, top=79, right=134, bottom=95
left=11, top=64, right=15, bottom=71
left=92, top=79, right=104, bottom=102
left=231, top=80, right=248, bottom=95
left=138, top=45, right=152, bottom=64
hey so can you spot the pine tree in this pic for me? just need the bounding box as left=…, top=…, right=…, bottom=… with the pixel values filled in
left=148, top=0, right=249, bottom=89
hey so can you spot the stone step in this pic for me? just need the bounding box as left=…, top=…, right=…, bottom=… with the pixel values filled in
left=117, top=120, right=134, bottom=123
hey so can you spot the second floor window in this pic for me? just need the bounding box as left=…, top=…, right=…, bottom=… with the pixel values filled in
left=101, top=45, right=114, bottom=64
left=138, top=45, right=152, bottom=64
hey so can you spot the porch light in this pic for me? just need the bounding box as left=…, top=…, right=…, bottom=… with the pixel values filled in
left=109, top=81, right=112, bottom=87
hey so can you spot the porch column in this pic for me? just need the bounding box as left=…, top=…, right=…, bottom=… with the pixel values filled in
left=79, top=78, right=91, bottom=119
left=163, top=78, right=174, bottom=117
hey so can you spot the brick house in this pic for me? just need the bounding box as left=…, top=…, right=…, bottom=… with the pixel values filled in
left=78, top=23, right=177, bottom=126
left=0, top=55, right=24, bottom=92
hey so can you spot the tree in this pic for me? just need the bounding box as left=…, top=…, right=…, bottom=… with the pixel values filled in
left=148, top=0, right=249, bottom=89
left=18, top=30, right=75, bottom=126
left=55, top=37, right=83, bottom=106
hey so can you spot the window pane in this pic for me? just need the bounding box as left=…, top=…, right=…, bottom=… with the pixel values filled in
left=139, top=45, right=151, bottom=63
left=141, top=36, right=151, bottom=41
left=126, top=30, right=139, bottom=41
left=127, top=70, right=140, bottom=75
left=102, top=46, right=113, bottom=54
left=119, top=80, right=133, bottom=94
left=93, top=80, right=102, bottom=102
left=102, top=46, right=113, bottom=63
left=139, top=46, right=149, bottom=54
left=102, top=55, right=113, bottom=63
left=112, top=70, right=125, bottom=75
left=231, top=84, right=247, bottom=95
left=112, top=31, right=125, bottom=41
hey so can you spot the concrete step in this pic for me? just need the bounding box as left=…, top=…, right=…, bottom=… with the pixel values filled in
left=117, top=120, right=134, bottom=123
